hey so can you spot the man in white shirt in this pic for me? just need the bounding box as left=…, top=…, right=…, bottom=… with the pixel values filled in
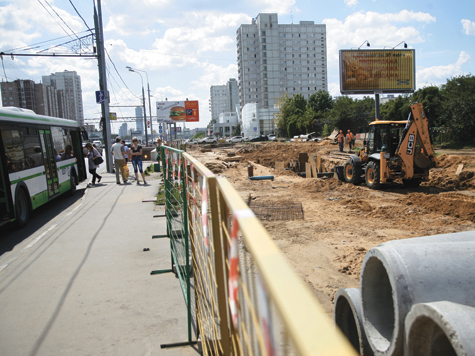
left=111, top=137, right=127, bottom=184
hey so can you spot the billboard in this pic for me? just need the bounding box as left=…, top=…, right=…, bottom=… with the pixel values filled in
left=156, top=100, right=199, bottom=123
left=340, top=49, right=415, bottom=94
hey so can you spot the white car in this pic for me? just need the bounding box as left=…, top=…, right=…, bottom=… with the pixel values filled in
left=200, top=136, right=218, bottom=144
left=186, top=139, right=198, bottom=145
left=227, top=136, right=245, bottom=143
left=268, top=134, right=276, bottom=141
left=92, top=140, right=102, bottom=149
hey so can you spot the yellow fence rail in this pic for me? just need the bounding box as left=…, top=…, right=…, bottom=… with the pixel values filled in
left=163, top=149, right=358, bottom=355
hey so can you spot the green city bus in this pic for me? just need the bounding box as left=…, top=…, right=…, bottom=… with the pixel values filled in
left=0, top=107, right=88, bottom=228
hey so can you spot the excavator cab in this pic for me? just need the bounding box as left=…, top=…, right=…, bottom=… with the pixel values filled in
left=366, top=123, right=405, bottom=158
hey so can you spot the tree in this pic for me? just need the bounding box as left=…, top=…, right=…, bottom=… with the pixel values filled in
left=307, top=90, right=333, bottom=134
left=328, top=96, right=355, bottom=131
left=411, top=86, right=442, bottom=127
left=379, top=95, right=411, bottom=122
left=440, top=74, right=475, bottom=143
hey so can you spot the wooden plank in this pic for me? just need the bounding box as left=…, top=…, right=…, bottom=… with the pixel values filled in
left=309, top=154, right=318, bottom=178
left=316, top=154, right=322, bottom=173
left=455, top=164, right=464, bottom=176
left=306, top=162, right=312, bottom=179
left=299, top=153, right=308, bottom=173
left=275, top=161, right=285, bottom=171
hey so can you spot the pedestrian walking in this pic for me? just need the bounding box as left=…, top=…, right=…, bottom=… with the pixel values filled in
left=122, top=140, right=129, bottom=163
left=337, top=130, right=344, bottom=152
left=84, top=142, right=102, bottom=185
left=346, top=130, right=354, bottom=152
left=112, top=137, right=127, bottom=184
left=130, top=137, right=147, bottom=185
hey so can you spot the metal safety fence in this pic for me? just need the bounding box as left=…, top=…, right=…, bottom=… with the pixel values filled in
left=157, top=145, right=357, bottom=355
left=152, top=146, right=194, bottom=348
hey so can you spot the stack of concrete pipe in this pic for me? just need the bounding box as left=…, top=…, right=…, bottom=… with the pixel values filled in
left=334, top=230, right=475, bottom=356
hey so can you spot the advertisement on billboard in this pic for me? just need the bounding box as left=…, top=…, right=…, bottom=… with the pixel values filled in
left=340, top=49, right=415, bottom=94
left=156, top=100, right=199, bottom=123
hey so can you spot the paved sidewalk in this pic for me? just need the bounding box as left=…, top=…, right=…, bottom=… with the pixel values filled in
left=0, top=163, right=199, bottom=356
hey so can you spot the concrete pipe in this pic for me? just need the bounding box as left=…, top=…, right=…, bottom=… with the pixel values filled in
left=360, top=234, right=475, bottom=356
left=405, top=301, right=475, bottom=356
left=334, top=288, right=374, bottom=356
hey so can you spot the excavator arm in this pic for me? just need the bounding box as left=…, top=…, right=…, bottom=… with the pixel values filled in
left=397, top=103, right=437, bottom=180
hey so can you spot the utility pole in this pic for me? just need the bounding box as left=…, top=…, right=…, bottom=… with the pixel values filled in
left=94, top=0, right=113, bottom=172
left=142, top=86, right=149, bottom=145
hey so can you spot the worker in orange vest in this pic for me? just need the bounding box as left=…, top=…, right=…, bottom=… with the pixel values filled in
left=346, top=130, right=354, bottom=152
left=337, top=130, right=344, bottom=152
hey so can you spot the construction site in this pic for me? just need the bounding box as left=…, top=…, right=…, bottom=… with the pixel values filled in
left=185, top=139, right=475, bottom=316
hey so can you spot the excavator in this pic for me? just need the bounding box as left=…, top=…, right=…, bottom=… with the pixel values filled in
left=339, top=102, right=438, bottom=189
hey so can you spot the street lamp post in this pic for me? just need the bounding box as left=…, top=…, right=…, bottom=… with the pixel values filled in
left=127, top=68, right=148, bottom=145
left=127, top=67, right=153, bottom=144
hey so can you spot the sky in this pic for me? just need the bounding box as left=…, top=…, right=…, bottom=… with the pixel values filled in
left=0, top=0, right=474, bottom=133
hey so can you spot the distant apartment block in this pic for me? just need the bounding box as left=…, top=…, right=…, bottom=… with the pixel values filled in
left=209, top=78, right=239, bottom=122
left=237, top=13, right=328, bottom=111
left=42, top=70, right=84, bottom=126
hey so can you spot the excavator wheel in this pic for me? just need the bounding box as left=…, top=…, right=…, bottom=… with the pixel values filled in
left=365, top=161, right=381, bottom=189
left=343, top=159, right=362, bottom=185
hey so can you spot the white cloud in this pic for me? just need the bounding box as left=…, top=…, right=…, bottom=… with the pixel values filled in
left=345, top=0, right=359, bottom=7
left=252, top=0, right=296, bottom=14
left=417, top=51, right=470, bottom=86
left=461, top=19, right=475, bottom=35
left=191, top=63, right=238, bottom=91
left=107, top=12, right=248, bottom=71
left=323, top=10, right=436, bottom=68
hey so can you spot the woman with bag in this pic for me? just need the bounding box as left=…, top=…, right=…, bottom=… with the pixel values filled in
left=130, top=137, right=147, bottom=185
left=85, top=142, right=103, bottom=185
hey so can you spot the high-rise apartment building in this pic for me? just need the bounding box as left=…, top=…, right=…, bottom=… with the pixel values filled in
left=236, top=13, right=327, bottom=111
left=1, top=79, right=37, bottom=111
left=209, top=78, right=239, bottom=122
left=42, top=70, right=84, bottom=126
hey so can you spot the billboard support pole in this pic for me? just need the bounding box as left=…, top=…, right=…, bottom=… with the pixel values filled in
left=375, top=93, right=380, bottom=120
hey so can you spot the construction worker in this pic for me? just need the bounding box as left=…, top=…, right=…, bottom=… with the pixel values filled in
left=338, top=130, right=344, bottom=152
left=346, top=130, right=354, bottom=152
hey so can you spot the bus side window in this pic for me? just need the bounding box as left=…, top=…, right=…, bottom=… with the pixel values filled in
left=1, top=125, right=24, bottom=173
left=22, top=127, right=42, bottom=168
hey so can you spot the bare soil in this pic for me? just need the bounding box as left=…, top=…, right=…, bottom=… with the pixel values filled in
left=186, top=142, right=475, bottom=315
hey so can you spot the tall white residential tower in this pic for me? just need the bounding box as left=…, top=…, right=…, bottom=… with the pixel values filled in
left=236, top=13, right=327, bottom=111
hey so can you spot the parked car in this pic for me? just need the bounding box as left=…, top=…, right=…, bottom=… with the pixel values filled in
left=186, top=139, right=198, bottom=145
left=227, top=136, right=245, bottom=143
left=200, top=136, right=218, bottom=144
left=249, top=135, right=268, bottom=142
left=268, top=134, right=276, bottom=141
left=92, top=140, right=102, bottom=149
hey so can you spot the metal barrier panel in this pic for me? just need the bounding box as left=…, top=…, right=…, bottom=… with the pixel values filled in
left=160, top=146, right=193, bottom=343
left=158, top=148, right=358, bottom=355
left=215, top=176, right=358, bottom=356
left=183, top=152, right=230, bottom=355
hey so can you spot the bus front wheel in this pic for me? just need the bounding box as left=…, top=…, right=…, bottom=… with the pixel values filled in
left=15, top=188, right=30, bottom=228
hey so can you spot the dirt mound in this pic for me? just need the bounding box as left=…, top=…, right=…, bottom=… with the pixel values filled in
left=424, top=154, right=475, bottom=190
left=294, top=177, right=346, bottom=191
left=240, top=142, right=332, bottom=169
left=204, top=162, right=225, bottom=174
left=398, top=192, right=475, bottom=222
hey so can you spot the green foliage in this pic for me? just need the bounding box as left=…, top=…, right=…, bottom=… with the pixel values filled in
left=440, top=75, right=475, bottom=143
left=274, top=74, right=475, bottom=144
left=192, top=132, right=206, bottom=139
left=231, top=125, right=241, bottom=136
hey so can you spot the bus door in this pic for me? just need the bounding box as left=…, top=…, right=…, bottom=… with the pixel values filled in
left=71, top=129, right=87, bottom=181
left=39, top=130, right=60, bottom=197
left=0, top=129, right=14, bottom=225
